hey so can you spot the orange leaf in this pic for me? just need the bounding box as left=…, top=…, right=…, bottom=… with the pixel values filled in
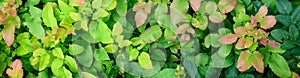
left=219, top=34, right=237, bottom=44
left=2, top=24, right=15, bottom=46
left=135, top=10, right=148, bottom=27
left=250, top=51, right=264, bottom=73
left=261, top=16, right=276, bottom=30
left=190, top=0, right=202, bottom=11
left=237, top=50, right=252, bottom=72
left=260, top=37, right=267, bottom=46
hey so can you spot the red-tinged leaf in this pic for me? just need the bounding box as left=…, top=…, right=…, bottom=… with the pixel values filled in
left=2, top=24, right=15, bottom=46
left=219, top=34, right=237, bottom=44
left=268, top=40, right=279, bottom=48
left=234, top=27, right=247, bottom=37
left=9, top=9, right=17, bottom=16
left=135, top=10, right=148, bottom=27
left=205, top=1, right=218, bottom=14
left=260, top=37, right=267, bottom=46
left=144, top=3, right=152, bottom=14
left=11, top=59, right=22, bottom=69
left=69, top=0, right=84, bottom=6
left=236, top=38, right=245, bottom=49
left=133, top=2, right=145, bottom=11
left=244, top=37, right=253, bottom=48
left=292, top=72, right=300, bottom=78
left=261, top=16, right=277, bottom=30
left=218, top=0, right=237, bottom=13
left=209, top=12, right=226, bottom=23
left=175, top=24, right=189, bottom=34
left=250, top=51, right=264, bottom=73
left=180, top=34, right=190, bottom=42
left=250, top=15, right=257, bottom=26
left=255, top=5, right=268, bottom=20
left=187, top=28, right=195, bottom=35
left=6, top=59, right=23, bottom=78
left=190, top=0, right=202, bottom=11
left=237, top=50, right=252, bottom=72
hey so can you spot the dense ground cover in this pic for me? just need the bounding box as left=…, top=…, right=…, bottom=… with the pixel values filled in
left=0, top=0, right=300, bottom=78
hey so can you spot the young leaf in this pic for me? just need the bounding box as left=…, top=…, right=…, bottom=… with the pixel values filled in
left=58, top=0, right=76, bottom=14
left=138, top=52, right=153, bottom=69
left=249, top=51, right=264, bottom=73
left=51, top=58, right=63, bottom=76
left=218, top=0, right=237, bottom=13
left=219, top=34, right=238, bottom=44
left=255, top=5, right=268, bottom=20
left=205, top=1, right=218, bottom=14
left=104, top=44, right=118, bottom=53
left=52, top=48, right=64, bottom=59
left=260, top=16, right=277, bottom=30
left=39, top=54, right=50, bottom=71
left=112, top=22, right=123, bottom=35
left=269, top=53, right=291, bottom=78
left=2, top=24, right=15, bottom=46
left=138, top=26, right=162, bottom=44
left=64, top=55, right=78, bottom=72
left=42, top=3, right=57, bottom=27
left=234, top=27, right=247, bottom=37
left=190, top=0, right=202, bottom=11
left=276, top=0, right=293, bottom=15
left=237, top=50, right=252, bottom=72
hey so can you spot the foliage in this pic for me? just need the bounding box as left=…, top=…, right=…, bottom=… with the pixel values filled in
left=0, top=0, right=300, bottom=78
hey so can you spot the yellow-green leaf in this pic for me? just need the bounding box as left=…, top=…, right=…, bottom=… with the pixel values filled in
left=42, top=3, right=58, bottom=27
left=138, top=52, right=153, bottom=69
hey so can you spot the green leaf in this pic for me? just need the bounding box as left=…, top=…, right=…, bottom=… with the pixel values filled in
left=138, top=52, right=153, bottom=69
left=138, top=26, right=162, bottom=44
left=29, top=6, right=42, bottom=18
left=276, top=0, right=293, bottom=14
left=116, top=0, right=127, bottom=16
left=105, top=0, right=117, bottom=11
left=289, top=25, right=299, bottom=40
left=150, top=68, right=175, bottom=78
left=164, top=28, right=176, bottom=41
left=170, top=0, right=189, bottom=25
left=204, top=34, right=212, bottom=48
left=68, top=44, right=84, bottom=55
left=15, top=45, right=30, bottom=56
left=210, top=34, right=222, bottom=47
left=292, top=6, right=300, bottom=24
left=94, top=48, right=110, bottom=61
left=63, top=67, right=72, bottom=78
left=42, top=3, right=58, bottom=27
left=76, top=45, right=93, bottom=67
left=25, top=0, right=40, bottom=6
left=51, top=58, right=64, bottom=76
left=118, top=40, right=132, bottom=48
left=266, top=44, right=286, bottom=53
left=52, top=48, right=64, bottom=59
left=26, top=17, right=45, bottom=39
left=270, top=29, right=289, bottom=42
left=64, top=55, right=78, bottom=72
left=275, top=15, right=291, bottom=26
left=95, top=20, right=113, bottom=44
left=210, top=53, right=233, bottom=68
left=198, top=53, right=209, bottom=66
left=217, top=44, right=233, bottom=58
left=269, top=54, right=291, bottom=77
